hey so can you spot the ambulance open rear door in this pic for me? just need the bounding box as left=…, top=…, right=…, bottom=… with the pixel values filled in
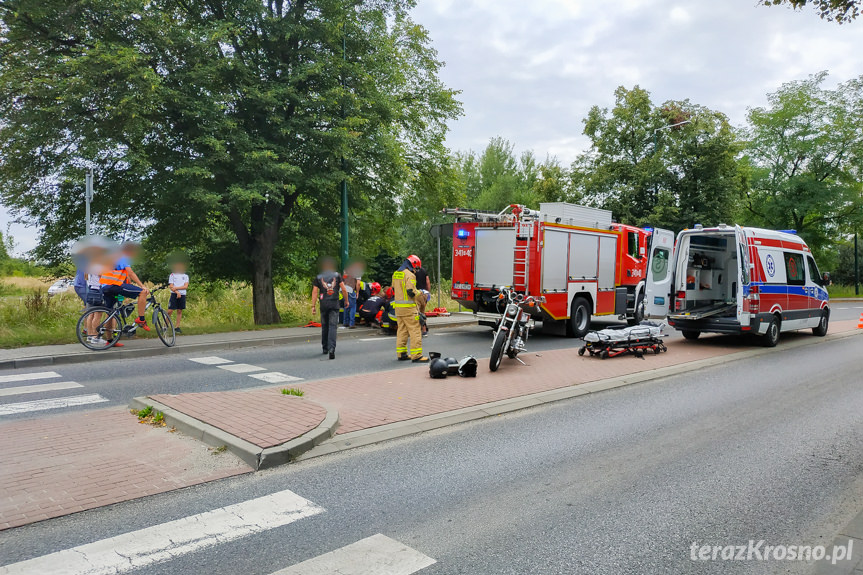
left=644, top=228, right=676, bottom=319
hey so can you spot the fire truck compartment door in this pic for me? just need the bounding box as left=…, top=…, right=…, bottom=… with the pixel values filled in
left=644, top=228, right=676, bottom=318
left=474, top=227, right=517, bottom=288
left=542, top=230, right=569, bottom=292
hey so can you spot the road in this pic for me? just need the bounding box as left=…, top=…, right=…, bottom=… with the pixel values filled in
left=1, top=315, right=862, bottom=573
left=1, top=305, right=861, bottom=421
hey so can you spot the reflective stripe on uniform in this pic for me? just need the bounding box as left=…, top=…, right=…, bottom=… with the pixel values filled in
left=392, top=302, right=414, bottom=308
left=410, top=348, right=423, bottom=354
left=396, top=347, right=407, bottom=352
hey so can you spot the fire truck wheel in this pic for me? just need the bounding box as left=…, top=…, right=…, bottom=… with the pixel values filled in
left=812, top=309, right=829, bottom=337
left=570, top=297, right=591, bottom=338
left=763, top=316, right=781, bottom=347
left=627, top=293, right=645, bottom=326
left=681, top=330, right=701, bottom=341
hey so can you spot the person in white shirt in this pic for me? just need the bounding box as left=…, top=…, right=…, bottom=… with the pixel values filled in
left=168, top=262, right=190, bottom=333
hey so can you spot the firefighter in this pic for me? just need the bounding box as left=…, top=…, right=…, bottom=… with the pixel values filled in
left=392, top=255, right=428, bottom=362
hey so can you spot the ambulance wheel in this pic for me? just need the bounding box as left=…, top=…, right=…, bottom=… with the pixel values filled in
left=763, top=316, right=781, bottom=347
left=569, top=297, right=591, bottom=338
left=578, top=347, right=586, bottom=356
left=627, top=293, right=645, bottom=326
left=681, top=330, right=700, bottom=341
left=812, top=309, right=829, bottom=337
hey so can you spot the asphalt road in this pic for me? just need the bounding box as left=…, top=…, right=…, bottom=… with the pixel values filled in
left=1, top=326, right=862, bottom=574
left=1, top=305, right=861, bottom=421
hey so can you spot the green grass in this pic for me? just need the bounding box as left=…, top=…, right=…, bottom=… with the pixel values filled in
left=280, top=387, right=305, bottom=397
left=0, top=278, right=466, bottom=349
left=827, top=284, right=863, bottom=298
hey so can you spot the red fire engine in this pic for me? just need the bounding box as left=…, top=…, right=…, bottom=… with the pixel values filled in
left=444, top=203, right=652, bottom=337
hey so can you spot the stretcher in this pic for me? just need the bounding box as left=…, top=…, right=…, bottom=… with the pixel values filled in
left=578, top=321, right=668, bottom=359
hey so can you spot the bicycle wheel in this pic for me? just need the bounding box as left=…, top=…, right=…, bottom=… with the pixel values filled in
left=153, top=307, right=176, bottom=347
left=76, top=307, right=122, bottom=350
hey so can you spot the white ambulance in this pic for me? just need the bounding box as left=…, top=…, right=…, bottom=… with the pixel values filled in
left=644, top=225, right=830, bottom=346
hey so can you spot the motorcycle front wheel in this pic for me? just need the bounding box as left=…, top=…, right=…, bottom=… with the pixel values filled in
left=490, top=329, right=507, bottom=372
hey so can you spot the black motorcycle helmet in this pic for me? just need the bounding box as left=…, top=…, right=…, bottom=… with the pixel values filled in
left=429, top=358, right=449, bottom=379
left=458, top=356, right=478, bottom=377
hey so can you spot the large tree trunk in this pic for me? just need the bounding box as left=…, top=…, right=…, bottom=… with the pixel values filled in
left=251, top=243, right=280, bottom=325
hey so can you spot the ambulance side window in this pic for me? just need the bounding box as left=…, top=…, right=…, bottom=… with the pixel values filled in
left=784, top=252, right=805, bottom=286
left=651, top=248, right=670, bottom=282
left=806, top=256, right=822, bottom=285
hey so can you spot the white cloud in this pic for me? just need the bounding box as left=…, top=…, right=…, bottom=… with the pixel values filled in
left=412, top=0, right=863, bottom=164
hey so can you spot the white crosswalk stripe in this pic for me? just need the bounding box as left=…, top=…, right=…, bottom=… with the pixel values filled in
left=188, top=356, right=233, bottom=365
left=249, top=372, right=304, bottom=384
left=0, top=381, right=83, bottom=397
left=0, top=371, right=61, bottom=384
left=0, top=394, right=108, bottom=416
left=0, top=489, right=324, bottom=575
left=217, top=363, right=266, bottom=373
left=273, top=534, right=436, bottom=575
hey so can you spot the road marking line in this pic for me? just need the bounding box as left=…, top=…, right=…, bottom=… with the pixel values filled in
left=272, top=534, right=436, bottom=575
left=248, top=372, right=304, bottom=384
left=836, top=307, right=849, bottom=310
left=217, top=363, right=266, bottom=374
left=188, top=356, right=233, bottom=365
left=0, top=489, right=324, bottom=575
left=359, top=337, right=387, bottom=342
left=0, top=371, right=61, bottom=384
left=0, top=394, right=108, bottom=416
left=0, top=381, right=83, bottom=398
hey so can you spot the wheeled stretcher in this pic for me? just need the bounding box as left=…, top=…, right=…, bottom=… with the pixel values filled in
left=578, top=321, right=668, bottom=359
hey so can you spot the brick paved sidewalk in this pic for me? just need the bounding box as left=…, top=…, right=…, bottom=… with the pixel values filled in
left=151, top=326, right=863, bottom=451
left=148, top=390, right=327, bottom=449
left=0, top=407, right=250, bottom=531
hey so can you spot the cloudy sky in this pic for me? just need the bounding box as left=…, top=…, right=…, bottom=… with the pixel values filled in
left=3, top=0, right=863, bottom=255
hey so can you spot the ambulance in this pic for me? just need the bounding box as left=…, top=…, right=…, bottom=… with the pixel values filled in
left=644, top=224, right=830, bottom=346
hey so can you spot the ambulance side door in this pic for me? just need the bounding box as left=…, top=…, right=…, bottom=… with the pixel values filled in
left=644, top=228, right=676, bottom=318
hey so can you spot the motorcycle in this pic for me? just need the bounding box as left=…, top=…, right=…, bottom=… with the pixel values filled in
left=489, top=288, right=545, bottom=372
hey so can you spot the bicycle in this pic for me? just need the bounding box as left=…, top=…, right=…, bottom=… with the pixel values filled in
left=76, top=285, right=176, bottom=350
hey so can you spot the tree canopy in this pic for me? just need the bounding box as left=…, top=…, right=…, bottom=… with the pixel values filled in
left=0, top=0, right=461, bottom=323
left=760, top=0, right=860, bottom=22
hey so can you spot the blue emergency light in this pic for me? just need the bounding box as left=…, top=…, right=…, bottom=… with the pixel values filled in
left=778, top=229, right=797, bottom=235
left=643, top=227, right=654, bottom=233
left=457, top=229, right=470, bottom=239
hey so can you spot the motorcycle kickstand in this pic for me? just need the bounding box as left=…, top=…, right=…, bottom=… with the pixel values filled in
left=514, top=355, right=527, bottom=366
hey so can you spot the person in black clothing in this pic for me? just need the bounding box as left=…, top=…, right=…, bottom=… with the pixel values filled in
left=311, top=257, right=349, bottom=359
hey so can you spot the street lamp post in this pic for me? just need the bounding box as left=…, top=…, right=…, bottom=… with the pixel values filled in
left=85, top=168, right=94, bottom=236
left=339, top=28, right=349, bottom=271
left=653, top=120, right=692, bottom=154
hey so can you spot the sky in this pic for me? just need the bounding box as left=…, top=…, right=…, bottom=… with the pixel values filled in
left=3, top=0, right=863, bottom=256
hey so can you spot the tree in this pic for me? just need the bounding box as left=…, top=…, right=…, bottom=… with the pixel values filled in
left=0, top=0, right=461, bottom=323
left=571, top=86, right=744, bottom=230
left=759, top=0, right=860, bottom=22
left=742, top=72, right=863, bottom=255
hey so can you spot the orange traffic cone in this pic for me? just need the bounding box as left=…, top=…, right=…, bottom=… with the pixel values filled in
left=858, top=313, right=863, bottom=329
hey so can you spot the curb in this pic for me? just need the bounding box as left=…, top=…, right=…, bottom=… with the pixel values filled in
left=128, top=396, right=339, bottom=470
left=0, top=317, right=478, bottom=371
left=296, top=328, right=863, bottom=462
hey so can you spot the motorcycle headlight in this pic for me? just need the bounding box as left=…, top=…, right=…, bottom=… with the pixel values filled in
left=506, top=304, right=518, bottom=317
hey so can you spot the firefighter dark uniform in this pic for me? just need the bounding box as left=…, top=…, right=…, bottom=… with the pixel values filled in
left=392, top=256, right=427, bottom=362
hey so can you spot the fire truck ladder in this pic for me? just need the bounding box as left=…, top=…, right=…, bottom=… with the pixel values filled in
left=513, top=242, right=529, bottom=293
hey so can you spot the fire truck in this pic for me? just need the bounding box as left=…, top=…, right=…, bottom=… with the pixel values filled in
left=444, top=203, right=652, bottom=337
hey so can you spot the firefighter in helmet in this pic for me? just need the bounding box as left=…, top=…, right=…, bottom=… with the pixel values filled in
left=392, top=255, right=428, bottom=362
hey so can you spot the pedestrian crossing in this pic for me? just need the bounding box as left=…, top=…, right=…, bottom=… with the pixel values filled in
left=190, top=356, right=304, bottom=384
left=0, top=489, right=435, bottom=575
left=0, top=371, right=107, bottom=417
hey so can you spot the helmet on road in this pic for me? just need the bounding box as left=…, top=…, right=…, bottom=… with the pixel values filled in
left=458, top=356, right=478, bottom=377
left=370, top=282, right=382, bottom=295
left=429, top=358, right=449, bottom=379
left=407, top=254, right=422, bottom=269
